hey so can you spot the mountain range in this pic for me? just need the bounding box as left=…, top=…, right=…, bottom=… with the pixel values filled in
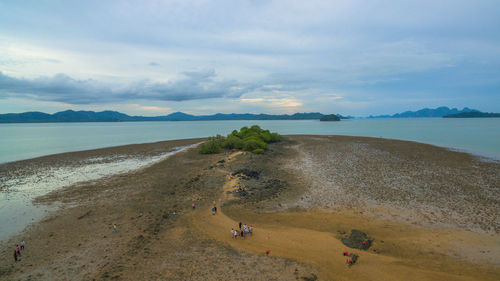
left=0, top=110, right=352, bottom=123
left=367, top=106, right=479, bottom=118
left=0, top=106, right=493, bottom=123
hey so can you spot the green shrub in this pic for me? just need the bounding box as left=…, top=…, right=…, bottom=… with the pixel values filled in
left=199, top=135, right=225, bottom=154
left=269, top=132, right=281, bottom=142
left=237, top=126, right=249, bottom=138
left=259, top=130, right=272, bottom=142
left=199, top=126, right=280, bottom=154
left=211, top=134, right=226, bottom=145
left=199, top=142, right=221, bottom=154
left=252, top=148, right=264, bottom=154
left=222, top=135, right=244, bottom=149
left=242, top=137, right=267, bottom=151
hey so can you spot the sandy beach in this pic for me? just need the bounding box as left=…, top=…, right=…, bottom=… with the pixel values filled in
left=0, top=136, right=499, bottom=280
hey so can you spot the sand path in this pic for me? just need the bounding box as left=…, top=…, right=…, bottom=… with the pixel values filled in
left=190, top=152, right=483, bottom=280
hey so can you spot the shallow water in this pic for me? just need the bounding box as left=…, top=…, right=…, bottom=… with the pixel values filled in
left=0, top=144, right=196, bottom=241
left=0, top=118, right=499, bottom=163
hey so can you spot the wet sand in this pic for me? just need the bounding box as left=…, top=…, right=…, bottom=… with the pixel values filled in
left=0, top=139, right=201, bottom=241
left=0, top=136, right=498, bottom=280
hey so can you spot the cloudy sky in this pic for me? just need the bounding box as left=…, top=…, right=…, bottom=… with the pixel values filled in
left=0, top=0, right=499, bottom=116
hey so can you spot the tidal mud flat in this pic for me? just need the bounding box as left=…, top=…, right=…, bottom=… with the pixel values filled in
left=0, top=139, right=202, bottom=241
left=0, top=135, right=499, bottom=280
left=287, top=135, right=500, bottom=233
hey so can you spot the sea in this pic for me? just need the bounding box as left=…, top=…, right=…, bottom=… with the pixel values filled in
left=1, top=118, right=499, bottom=241
left=1, top=118, right=500, bottom=163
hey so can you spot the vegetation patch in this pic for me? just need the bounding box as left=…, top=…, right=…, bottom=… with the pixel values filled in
left=199, top=125, right=281, bottom=154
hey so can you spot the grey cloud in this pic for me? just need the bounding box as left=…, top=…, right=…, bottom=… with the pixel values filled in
left=0, top=70, right=251, bottom=104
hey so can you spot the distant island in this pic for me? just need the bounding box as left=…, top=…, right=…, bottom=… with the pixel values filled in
left=368, top=106, right=479, bottom=118
left=320, top=114, right=341, bottom=121
left=0, top=110, right=351, bottom=123
left=1, top=106, right=496, bottom=123
left=443, top=112, right=500, bottom=118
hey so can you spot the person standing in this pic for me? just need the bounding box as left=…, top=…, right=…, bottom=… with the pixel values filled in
left=14, top=250, right=17, bottom=262
left=239, top=222, right=242, bottom=230
left=16, top=245, right=21, bottom=257
left=113, top=224, right=118, bottom=232
left=20, top=240, right=25, bottom=250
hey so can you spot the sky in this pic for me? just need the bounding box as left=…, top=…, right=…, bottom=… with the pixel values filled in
left=0, top=0, right=499, bottom=116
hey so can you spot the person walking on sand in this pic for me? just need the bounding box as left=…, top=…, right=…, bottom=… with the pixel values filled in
left=240, top=230, right=245, bottom=239
left=20, top=240, right=25, bottom=250
left=14, top=250, right=17, bottom=262
left=249, top=226, right=253, bottom=235
left=243, top=224, right=248, bottom=234
left=214, top=205, right=217, bottom=214
left=113, top=224, right=118, bottom=232
left=239, top=222, right=242, bottom=230
left=16, top=245, right=21, bottom=257
left=231, top=228, right=235, bottom=239
left=211, top=207, right=216, bottom=215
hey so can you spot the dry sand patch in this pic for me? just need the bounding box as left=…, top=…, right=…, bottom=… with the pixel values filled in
left=193, top=154, right=499, bottom=280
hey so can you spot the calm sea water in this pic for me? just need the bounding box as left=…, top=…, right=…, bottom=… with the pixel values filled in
left=1, top=118, right=500, bottom=163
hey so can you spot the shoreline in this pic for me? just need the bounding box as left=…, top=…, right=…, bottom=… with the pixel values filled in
left=2, top=134, right=499, bottom=165
left=0, top=137, right=206, bottom=165
left=0, top=139, right=203, bottom=242
left=2, top=117, right=500, bottom=164
left=0, top=135, right=498, bottom=280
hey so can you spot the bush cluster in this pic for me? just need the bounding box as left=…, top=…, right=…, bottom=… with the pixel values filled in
left=199, top=125, right=281, bottom=154
left=198, top=135, right=225, bottom=154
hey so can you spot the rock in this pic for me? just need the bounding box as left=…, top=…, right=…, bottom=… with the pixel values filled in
left=232, top=168, right=260, bottom=179
left=341, top=229, right=372, bottom=250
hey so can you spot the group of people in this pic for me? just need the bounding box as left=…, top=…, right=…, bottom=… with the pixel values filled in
left=343, top=250, right=358, bottom=266
left=231, top=222, right=253, bottom=239
left=13, top=240, right=25, bottom=262
left=233, top=184, right=247, bottom=194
